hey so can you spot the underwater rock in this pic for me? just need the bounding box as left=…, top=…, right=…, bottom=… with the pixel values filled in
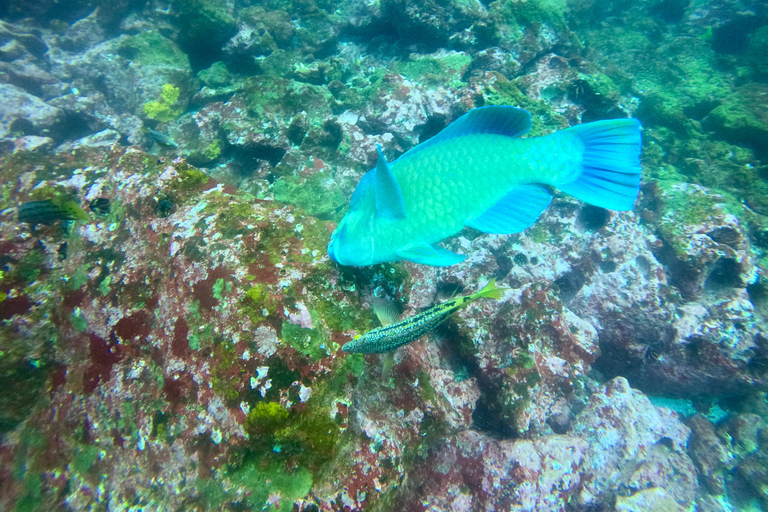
left=408, top=429, right=588, bottom=511
left=54, top=10, right=105, bottom=53
left=570, top=377, right=697, bottom=510
left=224, top=8, right=295, bottom=66
left=615, top=487, right=688, bottom=512
left=11, top=134, right=53, bottom=153
left=379, top=0, right=487, bottom=50
left=170, top=0, right=237, bottom=70
left=0, top=83, right=62, bottom=139
left=0, top=21, right=58, bottom=97
left=0, top=144, right=439, bottom=510
left=55, top=128, right=121, bottom=154
left=47, top=31, right=192, bottom=139
left=705, top=83, right=768, bottom=157
left=688, top=414, right=732, bottom=495
left=392, top=377, right=697, bottom=511
left=358, top=73, right=458, bottom=150
left=567, top=178, right=767, bottom=399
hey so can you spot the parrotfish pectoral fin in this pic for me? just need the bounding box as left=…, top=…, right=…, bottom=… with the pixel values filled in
left=467, top=184, right=552, bottom=234
left=374, top=145, right=407, bottom=219
left=397, top=243, right=465, bottom=266
left=557, top=119, right=642, bottom=211
left=398, top=106, right=533, bottom=162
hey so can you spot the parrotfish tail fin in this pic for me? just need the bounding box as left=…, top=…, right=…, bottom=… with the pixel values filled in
left=557, top=119, right=642, bottom=211
left=471, top=278, right=508, bottom=301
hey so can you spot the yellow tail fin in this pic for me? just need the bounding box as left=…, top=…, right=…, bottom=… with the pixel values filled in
left=471, top=278, right=509, bottom=301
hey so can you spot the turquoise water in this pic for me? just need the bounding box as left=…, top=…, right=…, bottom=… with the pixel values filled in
left=0, top=1, right=767, bottom=510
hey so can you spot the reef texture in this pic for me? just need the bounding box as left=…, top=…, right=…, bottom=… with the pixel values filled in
left=1, top=0, right=768, bottom=510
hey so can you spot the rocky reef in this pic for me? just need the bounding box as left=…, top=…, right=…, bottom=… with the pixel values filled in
left=1, top=0, right=768, bottom=511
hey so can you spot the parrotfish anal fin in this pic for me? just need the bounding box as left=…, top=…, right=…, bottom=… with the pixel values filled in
left=557, top=119, right=642, bottom=211
left=397, top=243, right=465, bottom=266
left=374, top=145, right=407, bottom=219
left=398, top=106, right=532, bottom=162
left=371, top=297, right=401, bottom=326
left=467, top=185, right=552, bottom=234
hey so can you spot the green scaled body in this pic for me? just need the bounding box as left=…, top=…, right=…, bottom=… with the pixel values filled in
left=18, top=199, right=90, bottom=225
left=342, top=279, right=507, bottom=354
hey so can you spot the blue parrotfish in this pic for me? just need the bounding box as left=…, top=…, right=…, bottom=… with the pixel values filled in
left=327, top=106, right=642, bottom=266
left=342, top=278, right=508, bottom=354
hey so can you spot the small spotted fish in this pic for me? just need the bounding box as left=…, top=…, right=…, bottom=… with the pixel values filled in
left=342, top=278, right=508, bottom=354
left=18, top=199, right=91, bottom=225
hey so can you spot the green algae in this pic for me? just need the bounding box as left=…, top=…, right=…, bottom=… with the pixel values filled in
left=272, top=172, right=346, bottom=221
left=281, top=322, right=330, bottom=360
left=143, top=83, right=184, bottom=122
left=171, top=0, right=237, bottom=63
left=394, top=51, right=471, bottom=88
left=245, top=401, right=290, bottom=435
left=655, top=178, right=744, bottom=255
left=202, top=460, right=312, bottom=512
left=484, top=77, right=567, bottom=137
left=485, top=0, right=568, bottom=45
left=308, top=292, right=370, bottom=333
left=198, top=61, right=231, bottom=87
left=241, top=283, right=278, bottom=325
left=164, top=161, right=210, bottom=203
left=118, top=31, right=190, bottom=69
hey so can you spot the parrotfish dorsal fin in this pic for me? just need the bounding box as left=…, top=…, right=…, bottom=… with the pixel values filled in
left=374, top=145, right=407, bottom=219
left=398, top=106, right=532, bottom=162
left=371, top=297, right=401, bottom=326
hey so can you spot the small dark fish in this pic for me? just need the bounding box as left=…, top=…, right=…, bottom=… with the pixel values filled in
left=146, top=128, right=178, bottom=148
left=342, top=279, right=508, bottom=354
left=89, top=197, right=111, bottom=215
left=18, top=199, right=91, bottom=225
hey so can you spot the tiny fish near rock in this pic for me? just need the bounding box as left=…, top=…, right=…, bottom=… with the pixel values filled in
left=327, top=106, right=642, bottom=266
left=342, top=278, right=509, bottom=354
left=18, top=199, right=91, bottom=225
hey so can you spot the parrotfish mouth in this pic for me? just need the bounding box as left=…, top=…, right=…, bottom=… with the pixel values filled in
left=327, top=238, right=338, bottom=263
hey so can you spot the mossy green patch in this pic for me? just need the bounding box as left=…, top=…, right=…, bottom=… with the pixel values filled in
left=202, top=139, right=222, bottom=160
left=118, top=31, right=190, bottom=69
left=243, top=75, right=335, bottom=119
left=487, top=0, right=568, bottom=43
left=228, top=460, right=313, bottom=512
left=281, top=322, right=330, bottom=360
left=143, top=83, right=184, bottom=122
left=656, top=180, right=743, bottom=255
left=241, top=283, right=279, bottom=325
left=484, top=77, right=567, bottom=137
left=164, top=161, right=209, bottom=203
left=198, top=61, right=231, bottom=87
left=171, top=0, right=237, bottom=59
left=245, top=401, right=290, bottom=435
left=394, top=51, right=471, bottom=88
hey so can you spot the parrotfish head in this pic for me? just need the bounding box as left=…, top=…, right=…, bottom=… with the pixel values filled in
left=328, top=205, right=376, bottom=266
